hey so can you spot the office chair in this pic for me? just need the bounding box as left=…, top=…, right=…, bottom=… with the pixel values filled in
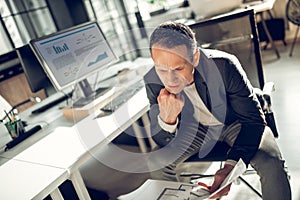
left=189, top=9, right=279, bottom=136
left=286, top=0, right=300, bottom=57
left=180, top=82, right=278, bottom=199
left=190, top=9, right=264, bottom=89
left=178, top=9, right=281, bottom=198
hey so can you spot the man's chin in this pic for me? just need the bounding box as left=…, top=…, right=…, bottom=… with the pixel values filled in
left=166, top=87, right=181, bottom=94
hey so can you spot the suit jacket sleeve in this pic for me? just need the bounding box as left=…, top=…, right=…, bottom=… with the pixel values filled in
left=215, top=55, right=266, bottom=165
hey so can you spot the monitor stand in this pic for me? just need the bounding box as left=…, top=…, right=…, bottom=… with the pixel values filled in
left=72, top=78, right=111, bottom=107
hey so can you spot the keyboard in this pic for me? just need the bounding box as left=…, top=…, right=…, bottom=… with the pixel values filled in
left=101, top=80, right=144, bottom=112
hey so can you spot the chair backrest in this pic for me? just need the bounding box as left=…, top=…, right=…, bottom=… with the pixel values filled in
left=286, top=0, right=300, bottom=25
left=189, top=9, right=265, bottom=89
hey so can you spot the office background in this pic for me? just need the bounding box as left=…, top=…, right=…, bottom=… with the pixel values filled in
left=0, top=0, right=292, bottom=109
left=0, top=0, right=299, bottom=199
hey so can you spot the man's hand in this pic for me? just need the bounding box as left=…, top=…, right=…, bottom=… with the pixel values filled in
left=157, top=88, right=184, bottom=124
left=209, top=164, right=234, bottom=199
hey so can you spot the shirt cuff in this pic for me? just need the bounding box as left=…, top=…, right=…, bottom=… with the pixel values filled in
left=157, top=115, right=178, bottom=134
left=225, top=159, right=237, bottom=166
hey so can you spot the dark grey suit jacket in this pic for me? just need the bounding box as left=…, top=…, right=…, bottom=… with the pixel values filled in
left=143, top=48, right=266, bottom=164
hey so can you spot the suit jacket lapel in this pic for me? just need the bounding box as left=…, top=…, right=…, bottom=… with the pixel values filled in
left=193, top=48, right=227, bottom=123
left=193, top=69, right=212, bottom=111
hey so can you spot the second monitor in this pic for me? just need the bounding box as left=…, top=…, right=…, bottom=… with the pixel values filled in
left=16, top=44, right=53, bottom=95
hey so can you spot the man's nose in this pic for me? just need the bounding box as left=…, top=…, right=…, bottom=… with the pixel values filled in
left=166, top=70, right=178, bottom=81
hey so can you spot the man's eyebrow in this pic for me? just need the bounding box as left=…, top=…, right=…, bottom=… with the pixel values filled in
left=154, top=64, right=167, bottom=68
left=155, top=64, right=187, bottom=70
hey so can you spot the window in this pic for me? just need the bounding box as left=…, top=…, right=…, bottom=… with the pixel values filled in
left=0, top=0, right=56, bottom=51
left=83, top=0, right=141, bottom=60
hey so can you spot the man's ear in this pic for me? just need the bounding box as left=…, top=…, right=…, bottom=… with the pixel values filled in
left=193, top=49, right=200, bottom=67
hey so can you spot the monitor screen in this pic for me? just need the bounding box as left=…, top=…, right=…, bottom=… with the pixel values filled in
left=29, top=22, right=118, bottom=92
left=16, top=44, right=53, bottom=93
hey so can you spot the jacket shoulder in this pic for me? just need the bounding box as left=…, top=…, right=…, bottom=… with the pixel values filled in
left=201, top=48, right=234, bottom=59
left=200, top=48, right=243, bottom=76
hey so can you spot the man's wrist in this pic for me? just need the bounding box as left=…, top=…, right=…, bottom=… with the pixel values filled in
left=159, top=114, right=177, bottom=125
left=157, top=115, right=178, bottom=133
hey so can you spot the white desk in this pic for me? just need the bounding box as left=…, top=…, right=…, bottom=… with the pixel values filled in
left=0, top=92, right=74, bottom=163
left=0, top=59, right=153, bottom=199
left=10, top=86, right=150, bottom=199
left=0, top=158, right=67, bottom=200
left=185, top=0, right=279, bottom=59
left=232, top=0, right=279, bottom=58
left=240, top=0, right=276, bottom=13
left=243, top=0, right=279, bottom=58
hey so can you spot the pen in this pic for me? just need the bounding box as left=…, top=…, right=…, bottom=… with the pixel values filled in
left=11, top=113, right=15, bottom=124
left=4, top=110, right=11, bottom=122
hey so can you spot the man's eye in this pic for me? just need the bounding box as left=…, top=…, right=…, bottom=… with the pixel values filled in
left=156, top=67, right=184, bottom=73
left=175, top=67, right=184, bottom=71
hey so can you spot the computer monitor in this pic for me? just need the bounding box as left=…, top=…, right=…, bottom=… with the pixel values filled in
left=16, top=44, right=53, bottom=94
left=29, top=21, right=118, bottom=106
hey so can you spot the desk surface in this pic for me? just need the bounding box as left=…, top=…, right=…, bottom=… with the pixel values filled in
left=0, top=97, right=73, bottom=165
left=210, top=0, right=276, bottom=20
left=10, top=82, right=149, bottom=171
left=0, top=58, right=153, bottom=163
left=241, top=0, right=275, bottom=13
left=144, top=0, right=276, bottom=26
left=0, top=58, right=153, bottom=199
left=0, top=158, right=67, bottom=200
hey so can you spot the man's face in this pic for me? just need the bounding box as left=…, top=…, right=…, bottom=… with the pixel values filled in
left=151, top=45, right=198, bottom=94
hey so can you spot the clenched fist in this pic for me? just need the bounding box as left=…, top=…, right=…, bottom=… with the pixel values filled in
left=157, top=88, right=184, bottom=125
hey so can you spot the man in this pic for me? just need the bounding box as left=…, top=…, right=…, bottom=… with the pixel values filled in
left=143, top=21, right=291, bottom=199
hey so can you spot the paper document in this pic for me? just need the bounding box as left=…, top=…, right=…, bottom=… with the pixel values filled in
left=191, top=158, right=246, bottom=199
left=118, top=159, right=246, bottom=200
left=208, top=158, right=246, bottom=198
